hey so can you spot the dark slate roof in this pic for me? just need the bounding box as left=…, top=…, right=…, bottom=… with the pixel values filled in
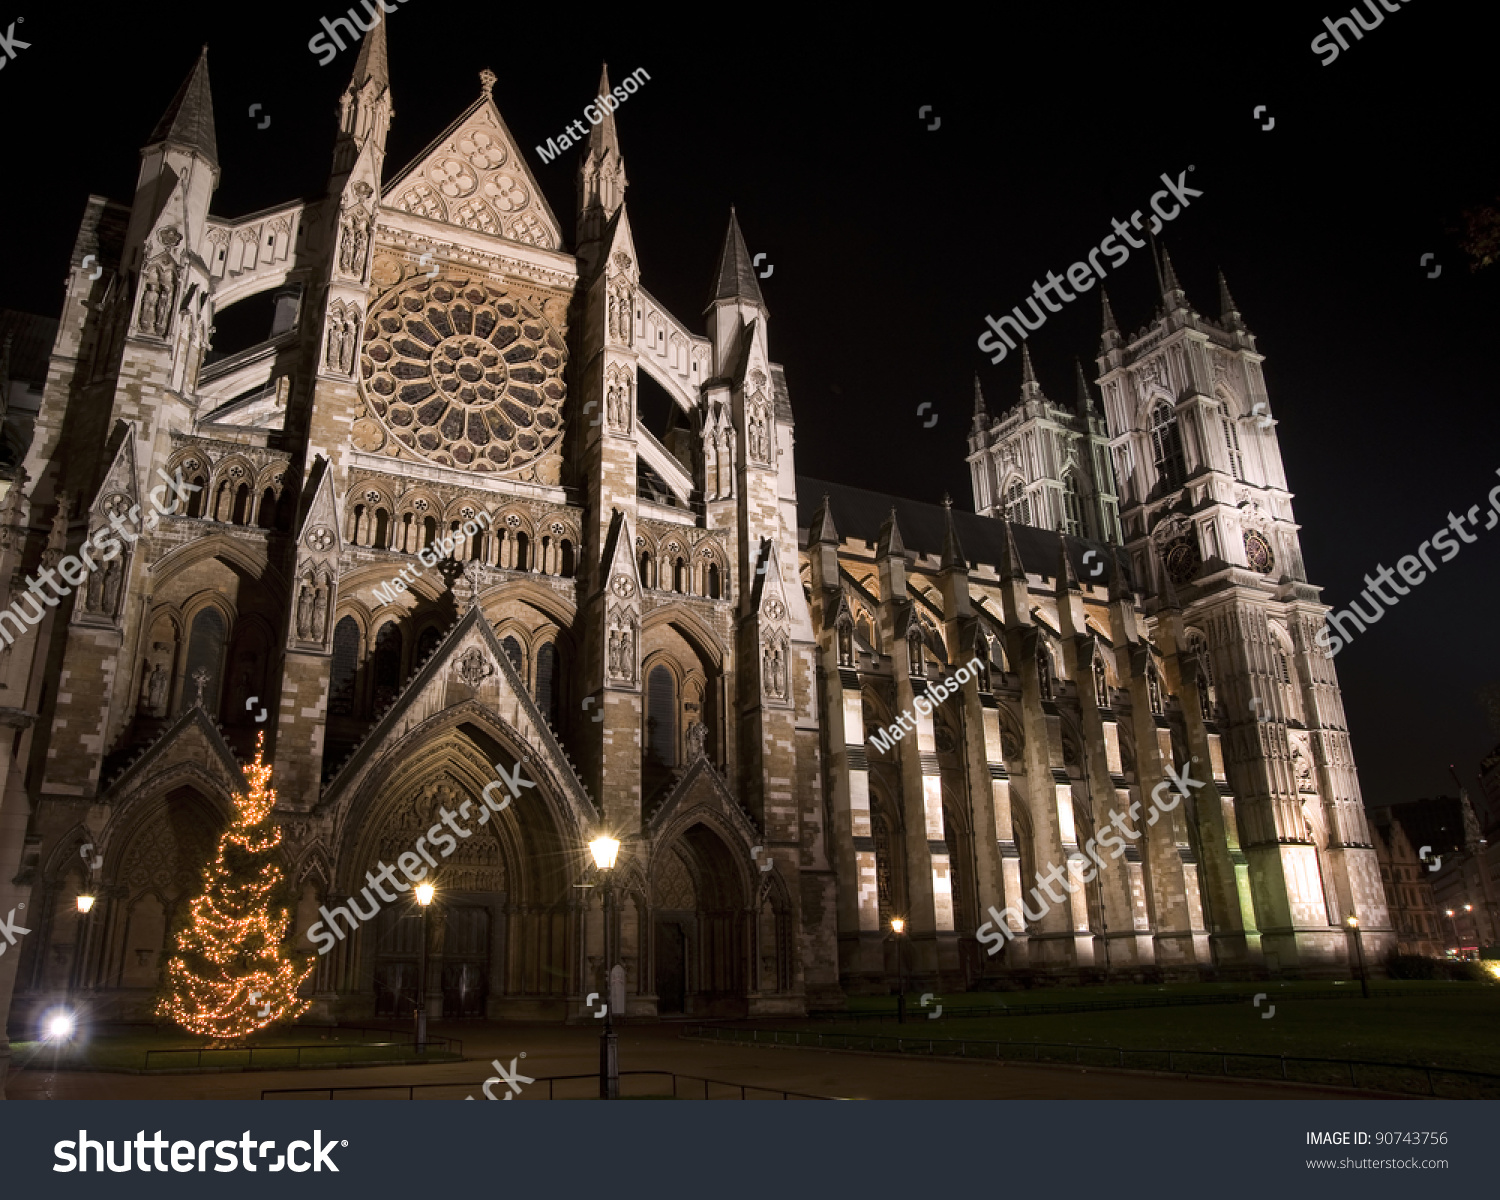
left=148, top=47, right=218, bottom=167
left=796, top=476, right=1134, bottom=589
left=707, top=209, right=766, bottom=311
left=0, top=310, right=59, bottom=387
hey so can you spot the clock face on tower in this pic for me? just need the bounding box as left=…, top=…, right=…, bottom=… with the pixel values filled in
left=1164, top=534, right=1201, bottom=585
left=1244, top=529, right=1276, bottom=574
left=360, top=277, right=567, bottom=474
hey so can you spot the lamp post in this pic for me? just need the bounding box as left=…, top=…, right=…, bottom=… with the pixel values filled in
left=67, top=891, right=96, bottom=998
left=589, top=836, right=621, bottom=1100
left=891, top=917, right=906, bottom=1023
left=413, top=881, right=435, bottom=1053
left=1445, top=907, right=1459, bottom=953
left=1463, top=903, right=1475, bottom=954
left=1346, top=914, right=1369, bottom=999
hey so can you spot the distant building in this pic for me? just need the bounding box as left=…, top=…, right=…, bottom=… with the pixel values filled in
left=1368, top=808, right=1443, bottom=956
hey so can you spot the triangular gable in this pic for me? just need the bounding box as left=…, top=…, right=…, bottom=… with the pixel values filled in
left=100, top=703, right=246, bottom=805
left=88, top=421, right=140, bottom=517
left=383, top=97, right=563, bottom=251
left=645, top=753, right=761, bottom=849
left=320, top=606, right=596, bottom=829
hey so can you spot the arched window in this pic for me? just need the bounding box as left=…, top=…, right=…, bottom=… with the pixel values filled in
left=186, top=475, right=207, bottom=518
left=372, top=622, right=403, bottom=712
left=708, top=562, right=721, bottom=600
left=422, top=516, right=437, bottom=549
left=232, top=483, right=251, bottom=525
left=560, top=539, right=575, bottom=577
left=180, top=607, right=226, bottom=714
left=514, top=532, right=529, bottom=571
left=213, top=480, right=232, bottom=522
left=330, top=617, right=359, bottom=716
left=639, top=551, right=653, bottom=589
left=501, top=635, right=524, bottom=680
left=257, top=488, right=277, bottom=529
left=857, top=615, right=875, bottom=652
left=646, top=665, right=677, bottom=766
left=399, top=512, right=414, bottom=553
left=674, top=557, right=687, bottom=593
left=1150, top=402, right=1186, bottom=490
left=373, top=508, right=390, bottom=550
left=1222, top=413, right=1244, bottom=480
left=536, top=641, right=560, bottom=727
left=1063, top=473, right=1085, bottom=537
left=1004, top=479, right=1031, bottom=527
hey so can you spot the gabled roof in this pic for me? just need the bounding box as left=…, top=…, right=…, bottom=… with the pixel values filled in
left=383, top=89, right=564, bottom=252
left=797, top=476, right=1132, bottom=588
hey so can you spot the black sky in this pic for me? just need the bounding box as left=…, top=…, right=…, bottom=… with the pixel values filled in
left=2, top=1, right=1495, bottom=808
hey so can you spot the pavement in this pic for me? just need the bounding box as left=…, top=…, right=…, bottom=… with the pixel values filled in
left=4, top=1020, right=1380, bottom=1101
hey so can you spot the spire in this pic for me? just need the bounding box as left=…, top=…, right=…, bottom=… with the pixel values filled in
left=876, top=507, right=906, bottom=560
left=1019, top=343, right=1043, bottom=403
left=940, top=494, right=967, bottom=572
left=1000, top=518, right=1026, bottom=581
left=586, top=63, right=620, bottom=161
left=1056, top=539, right=1080, bottom=593
left=1160, top=246, right=1189, bottom=311
left=1156, top=553, right=1182, bottom=612
left=148, top=46, right=218, bottom=168
left=576, top=64, right=628, bottom=263
left=1073, top=359, right=1096, bottom=415
left=1100, top=288, right=1120, bottom=353
left=1217, top=269, right=1244, bottom=330
left=971, top=372, right=988, bottom=432
left=348, top=7, right=389, bottom=94
left=811, top=493, right=840, bottom=546
left=707, top=207, right=767, bottom=311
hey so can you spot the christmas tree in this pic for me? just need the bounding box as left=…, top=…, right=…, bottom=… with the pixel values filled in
left=158, top=732, right=313, bottom=1038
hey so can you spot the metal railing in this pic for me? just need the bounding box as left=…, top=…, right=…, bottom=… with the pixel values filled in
left=682, top=1024, right=1500, bottom=1099
left=145, top=1034, right=462, bottom=1072
left=262, top=1071, right=838, bottom=1100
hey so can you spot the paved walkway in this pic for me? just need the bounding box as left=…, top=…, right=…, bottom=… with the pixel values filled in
left=6, top=1021, right=1378, bottom=1101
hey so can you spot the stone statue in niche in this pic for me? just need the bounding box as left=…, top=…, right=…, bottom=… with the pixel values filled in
left=154, top=273, right=173, bottom=334
left=617, top=630, right=633, bottom=680
left=147, top=663, right=169, bottom=715
left=837, top=622, right=853, bottom=667
left=86, top=563, right=104, bottom=612
left=296, top=581, right=315, bottom=639
left=100, top=559, right=122, bottom=615
left=607, top=630, right=620, bottom=677
left=687, top=721, right=708, bottom=760
left=312, top=582, right=329, bottom=642
left=907, top=632, right=924, bottom=678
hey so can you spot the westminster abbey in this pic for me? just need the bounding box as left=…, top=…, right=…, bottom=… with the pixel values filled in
left=0, top=13, right=1392, bottom=1089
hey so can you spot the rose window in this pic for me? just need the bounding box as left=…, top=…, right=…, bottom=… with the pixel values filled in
left=360, top=278, right=566, bottom=473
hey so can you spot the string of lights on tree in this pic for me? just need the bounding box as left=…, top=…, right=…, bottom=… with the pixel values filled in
left=157, top=732, right=312, bottom=1038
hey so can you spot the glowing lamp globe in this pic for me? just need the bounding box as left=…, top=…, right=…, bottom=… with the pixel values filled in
left=891, top=918, right=906, bottom=934
left=589, top=837, right=621, bottom=871
left=76, top=893, right=96, bottom=914
left=46, top=1013, right=75, bottom=1040
left=414, top=882, right=436, bottom=907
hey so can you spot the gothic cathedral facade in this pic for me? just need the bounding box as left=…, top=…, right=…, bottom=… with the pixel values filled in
left=0, top=19, right=1391, bottom=1079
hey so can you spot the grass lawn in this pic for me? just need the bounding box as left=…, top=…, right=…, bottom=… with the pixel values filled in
left=12, top=1026, right=461, bottom=1073
left=776, top=982, right=1500, bottom=1076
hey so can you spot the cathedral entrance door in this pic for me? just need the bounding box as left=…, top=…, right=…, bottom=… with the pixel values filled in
left=655, top=920, right=687, bottom=1013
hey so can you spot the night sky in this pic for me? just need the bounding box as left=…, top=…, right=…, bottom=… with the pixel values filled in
left=2, top=2, right=1494, bottom=808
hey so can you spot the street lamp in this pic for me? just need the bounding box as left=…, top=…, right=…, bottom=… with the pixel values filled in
left=890, top=917, right=907, bottom=1024
left=413, top=881, right=435, bottom=1053
left=67, top=891, right=97, bottom=998
left=1445, top=907, right=1460, bottom=951
left=589, top=836, right=622, bottom=1100
left=1346, top=914, right=1369, bottom=999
